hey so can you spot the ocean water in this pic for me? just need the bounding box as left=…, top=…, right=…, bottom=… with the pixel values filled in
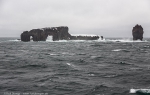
left=0, top=37, right=150, bottom=95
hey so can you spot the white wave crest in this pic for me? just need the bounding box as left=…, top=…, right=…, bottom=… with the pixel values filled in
left=46, top=36, right=53, bottom=42
left=97, top=38, right=148, bottom=43
left=45, top=35, right=148, bottom=43
left=112, top=49, right=127, bottom=51
left=130, top=89, right=150, bottom=93
left=9, top=39, right=21, bottom=42
left=71, top=34, right=98, bottom=37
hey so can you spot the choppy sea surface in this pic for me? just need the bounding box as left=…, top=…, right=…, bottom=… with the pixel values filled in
left=0, top=37, right=150, bottom=95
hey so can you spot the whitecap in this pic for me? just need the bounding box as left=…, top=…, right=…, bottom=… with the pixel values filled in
left=37, top=83, right=46, bottom=87
left=66, top=63, right=80, bottom=70
left=90, top=56, right=97, bottom=59
left=88, top=74, right=95, bottom=76
left=112, top=49, right=124, bottom=51
left=46, top=35, right=53, bottom=42
left=9, top=39, right=21, bottom=42
left=49, top=53, right=59, bottom=56
left=112, top=49, right=130, bottom=52
left=90, top=55, right=103, bottom=59
left=130, top=89, right=150, bottom=93
left=66, top=63, right=75, bottom=67
left=144, top=45, right=150, bottom=48
left=45, top=36, right=148, bottom=43
left=62, top=52, right=75, bottom=56
left=66, top=63, right=71, bottom=66
left=103, top=74, right=118, bottom=78
left=95, top=38, right=148, bottom=43
left=71, top=34, right=98, bottom=37
left=46, top=39, right=68, bottom=42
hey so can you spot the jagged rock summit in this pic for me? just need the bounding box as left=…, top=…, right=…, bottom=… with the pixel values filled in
left=21, top=26, right=99, bottom=42
left=132, top=24, right=144, bottom=41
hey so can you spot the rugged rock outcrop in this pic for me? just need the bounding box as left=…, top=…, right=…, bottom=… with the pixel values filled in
left=70, top=36, right=99, bottom=40
left=21, top=26, right=99, bottom=42
left=21, top=26, right=71, bottom=41
left=132, top=24, right=144, bottom=40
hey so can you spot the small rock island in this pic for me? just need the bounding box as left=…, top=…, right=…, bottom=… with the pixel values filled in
left=21, top=26, right=99, bottom=42
left=132, top=24, right=144, bottom=41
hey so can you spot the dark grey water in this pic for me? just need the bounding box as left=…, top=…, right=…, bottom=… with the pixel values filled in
left=0, top=37, right=150, bottom=95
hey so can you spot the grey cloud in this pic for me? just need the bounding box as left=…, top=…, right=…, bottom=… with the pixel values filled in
left=0, top=0, right=150, bottom=37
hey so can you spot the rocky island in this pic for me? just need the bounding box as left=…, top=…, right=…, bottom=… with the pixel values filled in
left=21, top=25, right=144, bottom=42
left=132, top=24, right=144, bottom=41
left=21, top=26, right=99, bottom=42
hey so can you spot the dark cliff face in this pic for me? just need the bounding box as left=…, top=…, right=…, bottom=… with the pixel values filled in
left=132, top=24, right=144, bottom=40
left=21, top=31, right=30, bottom=42
left=20, top=26, right=100, bottom=42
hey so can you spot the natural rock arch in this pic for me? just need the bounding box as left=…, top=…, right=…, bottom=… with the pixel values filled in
left=21, top=26, right=71, bottom=41
left=20, top=26, right=99, bottom=42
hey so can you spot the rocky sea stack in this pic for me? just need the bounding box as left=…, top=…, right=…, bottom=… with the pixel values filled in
left=132, top=24, right=144, bottom=40
left=21, top=26, right=99, bottom=42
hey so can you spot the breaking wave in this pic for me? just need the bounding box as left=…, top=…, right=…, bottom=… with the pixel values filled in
left=97, top=38, right=148, bottom=43
left=112, top=49, right=130, bottom=52
left=71, top=34, right=98, bottom=37
left=46, top=37, right=148, bottom=43
left=7, top=36, right=148, bottom=43
left=46, top=35, right=53, bottom=42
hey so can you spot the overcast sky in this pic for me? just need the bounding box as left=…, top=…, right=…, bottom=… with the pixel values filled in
left=0, top=0, right=150, bottom=37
